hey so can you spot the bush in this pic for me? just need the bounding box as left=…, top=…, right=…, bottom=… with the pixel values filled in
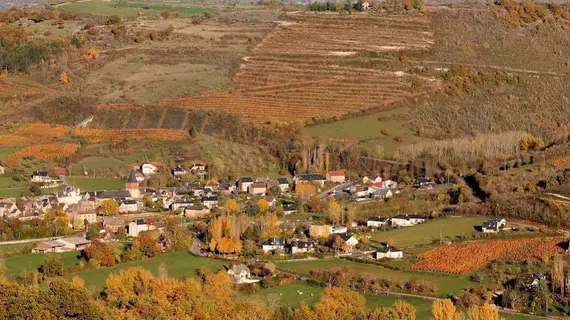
left=106, top=15, right=121, bottom=25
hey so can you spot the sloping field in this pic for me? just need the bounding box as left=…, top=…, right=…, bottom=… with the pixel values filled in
left=152, top=12, right=440, bottom=124
left=0, top=77, right=54, bottom=98
left=410, top=236, right=565, bottom=274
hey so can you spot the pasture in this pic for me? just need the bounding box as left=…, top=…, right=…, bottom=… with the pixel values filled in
left=58, top=0, right=214, bottom=17
left=0, top=176, right=30, bottom=197
left=249, top=281, right=533, bottom=320
left=67, top=176, right=125, bottom=191
left=78, top=251, right=225, bottom=289
left=305, top=107, right=426, bottom=154
left=368, top=217, right=487, bottom=249
left=5, top=251, right=79, bottom=279
left=276, top=259, right=473, bottom=295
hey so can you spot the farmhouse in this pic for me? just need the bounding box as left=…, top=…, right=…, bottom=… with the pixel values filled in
left=32, top=236, right=91, bottom=253
left=118, top=199, right=138, bottom=213
left=249, top=182, right=267, bottom=196
left=103, top=216, right=126, bottom=233
left=293, top=174, right=326, bottom=187
left=32, top=240, right=64, bottom=253
left=70, top=212, right=97, bottom=225
left=373, top=246, right=403, bottom=259
left=276, top=177, right=290, bottom=192
left=288, top=240, right=316, bottom=255
left=363, top=175, right=382, bottom=184
left=282, top=203, right=297, bottom=215
left=171, top=199, right=195, bottom=211
left=262, top=237, right=285, bottom=253
left=140, top=162, right=158, bottom=175
left=338, top=234, right=359, bottom=253
left=57, top=186, right=83, bottom=205
left=375, top=188, right=393, bottom=200
left=367, top=216, right=388, bottom=228
left=332, top=226, right=348, bottom=234
left=172, top=166, right=187, bottom=177
left=390, top=214, right=427, bottom=227
left=58, top=236, right=91, bottom=251
left=127, top=219, right=149, bottom=237
left=226, top=264, right=259, bottom=284
left=0, top=201, right=21, bottom=218
left=482, top=217, right=506, bottom=233
left=326, top=170, right=346, bottom=184
left=31, top=171, right=51, bottom=183
left=237, top=177, right=254, bottom=193
left=201, top=196, right=219, bottom=208
left=190, top=163, right=206, bottom=173
left=183, top=205, right=210, bottom=218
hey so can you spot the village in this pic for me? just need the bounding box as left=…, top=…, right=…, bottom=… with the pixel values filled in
left=0, top=160, right=523, bottom=289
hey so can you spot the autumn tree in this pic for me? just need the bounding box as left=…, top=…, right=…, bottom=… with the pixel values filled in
left=134, top=232, right=161, bottom=258
left=552, top=254, right=564, bottom=295
left=308, top=195, right=323, bottom=213
left=258, top=199, right=270, bottom=213
left=327, top=198, right=342, bottom=226
left=467, top=303, right=502, bottom=320
left=98, top=199, right=119, bottom=215
left=432, top=299, right=456, bottom=320
left=84, top=241, right=117, bottom=267
left=296, top=182, right=317, bottom=199
left=224, top=199, right=240, bottom=213
left=59, top=71, right=69, bottom=84
left=41, top=255, right=64, bottom=277
left=394, top=300, right=416, bottom=320
left=314, top=288, right=366, bottom=320
left=345, top=206, right=356, bottom=227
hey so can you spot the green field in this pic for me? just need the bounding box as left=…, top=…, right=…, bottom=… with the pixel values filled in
left=304, top=108, right=426, bottom=155
left=276, top=259, right=473, bottom=296
left=0, top=147, right=20, bottom=161
left=67, top=176, right=125, bottom=191
left=0, top=176, right=29, bottom=197
left=368, top=217, right=487, bottom=249
left=78, top=251, right=225, bottom=289
left=58, top=0, right=214, bottom=17
left=250, top=282, right=534, bottom=320
left=5, top=251, right=79, bottom=279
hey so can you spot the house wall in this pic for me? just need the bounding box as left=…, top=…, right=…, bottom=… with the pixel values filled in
left=326, top=174, right=346, bottom=183
left=367, top=221, right=386, bottom=227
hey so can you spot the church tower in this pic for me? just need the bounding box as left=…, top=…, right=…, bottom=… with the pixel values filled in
left=125, top=169, right=141, bottom=199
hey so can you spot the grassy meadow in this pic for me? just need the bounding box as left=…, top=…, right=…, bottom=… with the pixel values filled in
left=304, top=108, right=426, bottom=155
left=67, top=176, right=125, bottom=191
left=276, top=259, right=473, bottom=296
left=368, top=217, right=486, bottom=248
left=58, top=0, right=214, bottom=17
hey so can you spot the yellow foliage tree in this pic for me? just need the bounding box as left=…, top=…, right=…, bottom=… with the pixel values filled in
left=327, top=199, right=342, bottom=226
left=99, top=199, right=119, bottom=215
left=258, top=199, right=270, bottom=213
left=394, top=300, right=416, bottom=320
left=224, top=199, right=240, bottom=213
left=295, top=182, right=317, bottom=199
left=467, top=303, right=502, bottom=320
left=59, top=71, right=69, bottom=84
left=314, top=288, right=366, bottom=320
left=432, top=299, right=456, bottom=320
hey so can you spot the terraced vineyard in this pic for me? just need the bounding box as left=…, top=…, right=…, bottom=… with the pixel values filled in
left=145, top=12, right=440, bottom=124
left=0, top=77, right=54, bottom=98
